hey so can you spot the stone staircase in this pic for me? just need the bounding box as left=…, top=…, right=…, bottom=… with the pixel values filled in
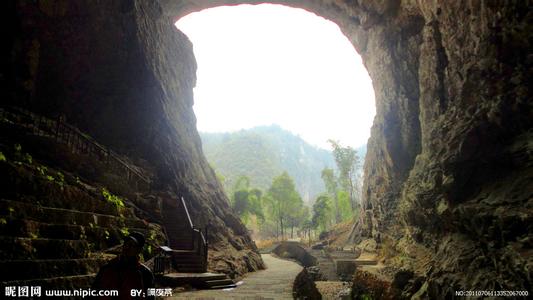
left=0, top=105, right=234, bottom=290
left=161, top=196, right=208, bottom=273
left=160, top=196, right=236, bottom=289
left=161, top=272, right=237, bottom=290
left=0, top=160, right=157, bottom=289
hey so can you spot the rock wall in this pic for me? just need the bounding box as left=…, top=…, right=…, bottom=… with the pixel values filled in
left=2, top=0, right=263, bottom=277
left=163, top=0, right=533, bottom=295
left=3, top=0, right=531, bottom=295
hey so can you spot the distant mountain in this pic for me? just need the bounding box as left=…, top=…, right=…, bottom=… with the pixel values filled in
left=200, top=125, right=337, bottom=203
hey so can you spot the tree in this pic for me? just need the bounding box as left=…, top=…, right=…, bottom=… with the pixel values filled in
left=266, top=172, right=302, bottom=240
left=312, top=194, right=332, bottom=233
left=328, top=140, right=361, bottom=211
left=248, top=188, right=264, bottom=222
left=321, top=167, right=340, bottom=223
left=286, top=202, right=308, bottom=239
left=337, top=190, right=353, bottom=221
left=230, top=176, right=264, bottom=225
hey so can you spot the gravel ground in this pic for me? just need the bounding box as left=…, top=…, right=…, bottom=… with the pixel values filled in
left=315, top=281, right=351, bottom=299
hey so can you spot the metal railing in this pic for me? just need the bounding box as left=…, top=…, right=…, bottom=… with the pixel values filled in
left=0, top=106, right=151, bottom=190
left=180, top=197, right=208, bottom=271
left=153, top=246, right=173, bottom=275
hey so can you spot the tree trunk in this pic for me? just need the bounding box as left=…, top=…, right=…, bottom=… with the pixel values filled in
left=276, top=220, right=279, bottom=240
left=280, top=217, right=284, bottom=240
left=291, top=224, right=294, bottom=238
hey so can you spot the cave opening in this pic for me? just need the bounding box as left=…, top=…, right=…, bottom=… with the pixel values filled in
left=5, top=1, right=529, bottom=297
left=175, top=4, right=376, bottom=149
left=175, top=4, right=376, bottom=240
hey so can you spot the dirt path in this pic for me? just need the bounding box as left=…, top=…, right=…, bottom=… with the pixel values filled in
left=169, top=254, right=303, bottom=299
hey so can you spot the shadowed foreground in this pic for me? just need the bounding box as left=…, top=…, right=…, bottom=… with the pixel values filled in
left=170, top=254, right=302, bottom=299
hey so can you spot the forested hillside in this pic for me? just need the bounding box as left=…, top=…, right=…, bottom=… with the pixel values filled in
left=201, top=125, right=344, bottom=203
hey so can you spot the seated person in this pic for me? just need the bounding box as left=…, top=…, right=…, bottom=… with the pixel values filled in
left=92, top=232, right=154, bottom=299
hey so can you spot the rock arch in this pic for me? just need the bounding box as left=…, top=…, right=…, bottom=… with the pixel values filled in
left=167, top=0, right=425, bottom=242
left=4, top=0, right=531, bottom=296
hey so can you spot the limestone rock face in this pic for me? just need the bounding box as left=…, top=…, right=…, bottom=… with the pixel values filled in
left=3, top=0, right=263, bottom=277
left=4, top=0, right=532, bottom=295
left=164, top=1, right=532, bottom=295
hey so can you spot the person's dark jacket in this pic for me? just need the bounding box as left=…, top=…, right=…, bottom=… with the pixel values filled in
left=91, top=256, right=154, bottom=300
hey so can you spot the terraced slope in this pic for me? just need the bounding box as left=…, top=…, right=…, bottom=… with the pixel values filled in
left=0, top=117, right=165, bottom=289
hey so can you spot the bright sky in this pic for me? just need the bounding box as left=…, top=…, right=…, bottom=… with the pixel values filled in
left=175, top=4, right=375, bottom=149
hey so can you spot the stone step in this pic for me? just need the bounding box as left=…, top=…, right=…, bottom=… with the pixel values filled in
left=209, top=283, right=237, bottom=290
left=169, top=239, right=194, bottom=244
left=0, top=163, right=121, bottom=216
left=176, top=267, right=206, bottom=273
left=0, top=199, right=147, bottom=228
left=0, top=218, right=142, bottom=241
left=0, top=219, right=84, bottom=239
left=354, top=259, right=378, bottom=266
left=175, top=265, right=205, bottom=272
left=205, top=278, right=235, bottom=288
left=1, top=274, right=96, bottom=290
left=173, top=256, right=205, bottom=263
left=169, top=236, right=194, bottom=240
left=170, top=244, right=194, bottom=250
left=173, top=263, right=205, bottom=270
left=173, top=261, right=204, bottom=267
left=0, top=258, right=109, bottom=281
left=166, top=232, right=194, bottom=237
left=166, top=232, right=193, bottom=238
left=172, top=253, right=204, bottom=259
left=159, top=272, right=226, bottom=287
left=0, top=236, right=89, bottom=260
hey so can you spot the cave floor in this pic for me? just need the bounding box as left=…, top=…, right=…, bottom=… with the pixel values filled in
left=169, top=254, right=302, bottom=299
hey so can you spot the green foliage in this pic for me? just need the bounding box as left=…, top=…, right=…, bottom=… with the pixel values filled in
left=120, top=227, right=129, bottom=237
left=361, top=294, right=373, bottom=300
left=266, top=172, right=305, bottom=239
left=201, top=125, right=336, bottom=202
left=230, top=176, right=264, bottom=225
left=312, top=194, right=332, bottom=232
left=248, top=188, right=264, bottom=222
left=37, top=165, right=47, bottom=176
left=232, top=190, right=249, bottom=216
left=23, top=153, right=32, bottom=164
left=12, top=144, right=34, bottom=165
left=233, top=176, right=250, bottom=192
left=322, top=167, right=340, bottom=223
left=337, top=190, right=354, bottom=221
left=0, top=218, right=7, bottom=225
left=102, top=188, right=125, bottom=208
left=328, top=140, right=363, bottom=212
left=0, top=152, right=6, bottom=162
left=149, top=230, right=157, bottom=241
left=35, top=166, right=64, bottom=189
left=56, top=172, right=65, bottom=183
left=214, top=170, right=226, bottom=193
